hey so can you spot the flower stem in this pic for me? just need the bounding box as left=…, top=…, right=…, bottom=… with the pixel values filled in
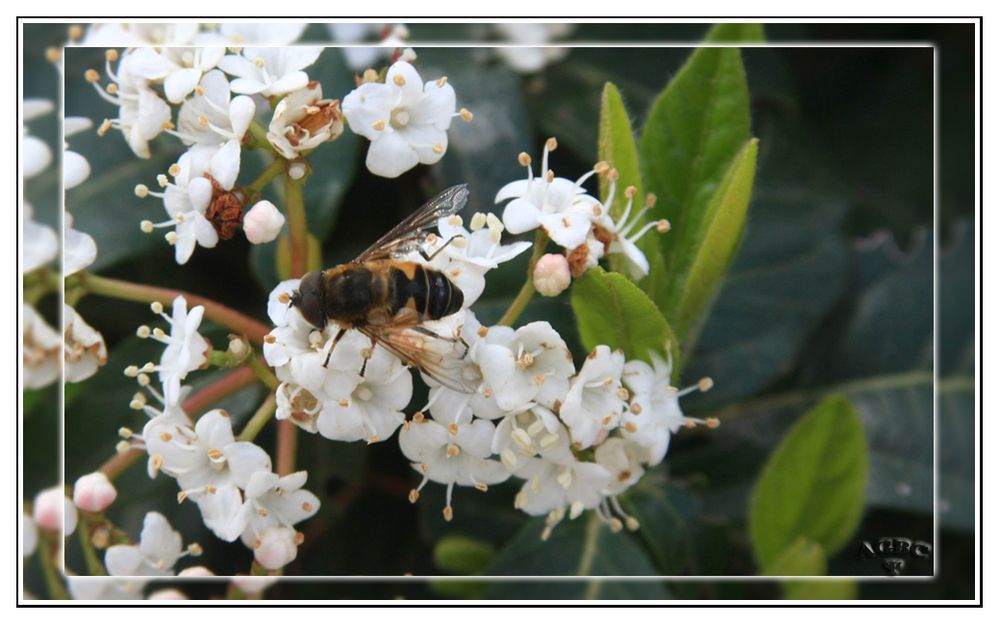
left=76, top=513, right=108, bottom=576
left=497, top=230, right=549, bottom=327
left=284, top=171, right=310, bottom=279
left=37, top=531, right=69, bottom=599
left=237, top=394, right=277, bottom=442
left=246, top=355, right=280, bottom=390
left=276, top=420, right=297, bottom=476
left=99, top=367, right=260, bottom=481
left=245, top=158, right=286, bottom=198
left=79, top=273, right=271, bottom=345
left=246, top=120, right=273, bottom=153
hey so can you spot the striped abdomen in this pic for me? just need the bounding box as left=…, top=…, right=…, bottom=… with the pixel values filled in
left=385, top=261, right=464, bottom=321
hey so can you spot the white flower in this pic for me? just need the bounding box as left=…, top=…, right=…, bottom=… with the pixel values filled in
left=496, top=140, right=600, bottom=249
left=23, top=514, right=37, bottom=558
left=63, top=116, right=92, bottom=189
left=64, top=304, right=108, bottom=383
left=175, top=70, right=255, bottom=146
left=127, top=46, right=226, bottom=103
left=267, top=81, right=344, bottom=159
left=24, top=202, right=58, bottom=273
left=263, top=280, right=409, bottom=422
left=494, top=23, right=572, bottom=73
left=217, top=47, right=323, bottom=97
left=420, top=212, right=531, bottom=306
left=215, top=23, right=307, bottom=45
left=399, top=417, right=509, bottom=520
left=622, top=353, right=715, bottom=464
left=23, top=304, right=60, bottom=389
left=476, top=321, right=574, bottom=414
left=243, top=200, right=286, bottom=244
left=342, top=60, right=458, bottom=178
left=559, top=346, right=627, bottom=449
left=178, top=565, right=215, bottom=576
left=90, top=52, right=171, bottom=158
left=533, top=253, right=572, bottom=296
left=104, top=512, right=187, bottom=576
left=492, top=408, right=574, bottom=473
left=134, top=297, right=209, bottom=405
left=594, top=437, right=645, bottom=495
left=22, top=99, right=53, bottom=179
left=32, top=486, right=77, bottom=536
left=592, top=181, right=670, bottom=279
left=239, top=470, right=319, bottom=566
left=513, top=457, right=611, bottom=519
left=81, top=23, right=201, bottom=46
left=140, top=141, right=241, bottom=263
left=417, top=311, right=506, bottom=424
left=231, top=575, right=278, bottom=594
left=72, top=472, right=117, bottom=512
left=327, top=23, right=408, bottom=70
left=314, top=354, right=413, bottom=444
left=252, top=526, right=299, bottom=571
left=67, top=577, right=146, bottom=601
left=144, top=410, right=271, bottom=541
left=64, top=211, right=98, bottom=276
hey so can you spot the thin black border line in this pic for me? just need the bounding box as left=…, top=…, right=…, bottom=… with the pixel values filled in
left=15, top=16, right=984, bottom=607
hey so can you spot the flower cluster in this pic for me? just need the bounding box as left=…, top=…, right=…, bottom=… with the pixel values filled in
left=498, top=139, right=671, bottom=293
left=116, top=296, right=321, bottom=571
left=22, top=97, right=105, bottom=388
left=262, top=195, right=713, bottom=536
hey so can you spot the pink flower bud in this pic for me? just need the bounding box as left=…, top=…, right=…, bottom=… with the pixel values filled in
left=254, top=527, right=298, bottom=571
left=73, top=472, right=117, bottom=512
left=33, top=486, right=77, bottom=535
left=243, top=200, right=286, bottom=245
left=532, top=253, right=572, bottom=297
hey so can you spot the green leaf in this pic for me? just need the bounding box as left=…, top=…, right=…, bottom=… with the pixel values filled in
left=598, top=82, right=665, bottom=279
left=485, top=516, right=670, bottom=599
left=639, top=41, right=752, bottom=341
left=762, top=536, right=826, bottom=576
left=674, top=137, right=758, bottom=340
left=684, top=113, right=851, bottom=407
left=433, top=535, right=496, bottom=574
left=625, top=479, right=698, bottom=574
left=749, top=394, right=869, bottom=568
left=765, top=538, right=857, bottom=600
left=598, top=82, right=643, bottom=219
left=705, top=23, right=766, bottom=43
left=571, top=266, right=678, bottom=363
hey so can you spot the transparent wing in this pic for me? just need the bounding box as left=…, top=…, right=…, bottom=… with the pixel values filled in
left=358, top=322, right=475, bottom=393
left=354, top=184, right=470, bottom=263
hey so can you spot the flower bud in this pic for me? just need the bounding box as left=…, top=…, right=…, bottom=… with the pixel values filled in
left=33, top=486, right=77, bottom=535
left=243, top=200, right=286, bottom=245
left=532, top=253, right=572, bottom=297
left=254, top=527, right=297, bottom=570
left=73, top=472, right=117, bottom=512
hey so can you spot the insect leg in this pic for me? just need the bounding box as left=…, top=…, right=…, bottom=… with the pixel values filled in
left=410, top=325, right=470, bottom=357
left=323, top=327, right=348, bottom=368
left=420, top=235, right=461, bottom=262
left=358, top=336, right=377, bottom=378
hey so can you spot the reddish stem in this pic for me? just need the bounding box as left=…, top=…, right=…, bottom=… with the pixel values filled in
left=83, top=274, right=271, bottom=345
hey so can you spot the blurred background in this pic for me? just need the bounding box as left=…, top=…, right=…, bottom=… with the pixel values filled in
left=22, top=21, right=975, bottom=600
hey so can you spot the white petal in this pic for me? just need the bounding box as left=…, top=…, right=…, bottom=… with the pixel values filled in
left=365, top=132, right=419, bottom=178
left=63, top=150, right=91, bottom=189
left=164, top=68, right=203, bottom=103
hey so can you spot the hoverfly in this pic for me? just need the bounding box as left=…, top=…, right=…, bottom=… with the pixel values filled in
left=289, top=184, right=473, bottom=391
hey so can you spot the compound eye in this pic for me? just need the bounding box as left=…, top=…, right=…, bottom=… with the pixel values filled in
left=294, top=272, right=326, bottom=329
